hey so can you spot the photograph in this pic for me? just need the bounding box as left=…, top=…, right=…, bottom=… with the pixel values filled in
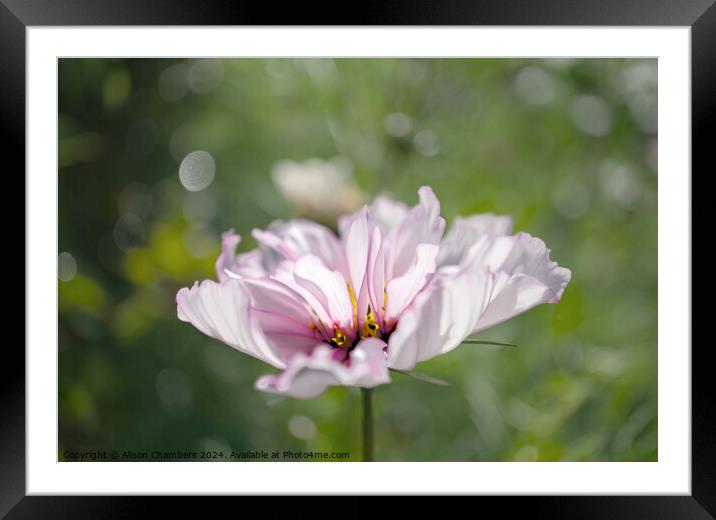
left=57, top=57, right=658, bottom=463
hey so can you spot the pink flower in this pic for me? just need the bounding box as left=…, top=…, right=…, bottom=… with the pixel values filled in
left=177, top=187, right=571, bottom=399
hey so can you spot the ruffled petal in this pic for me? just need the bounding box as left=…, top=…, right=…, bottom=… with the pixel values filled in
left=215, top=230, right=267, bottom=281
left=176, top=279, right=286, bottom=369
left=384, top=243, right=438, bottom=326
left=241, top=277, right=320, bottom=361
left=252, top=219, right=347, bottom=275
left=462, top=232, right=571, bottom=300
left=385, top=186, right=445, bottom=280
left=255, top=338, right=390, bottom=399
left=215, top=230, right=241, bottom=281
left=437, top=214, right=513, bottom=267
left=387, top=232, right=571, bottom=369
left=366, top=195, right=410, bottom=235
left=386, top=270, right=491, bottom=370
left=469, top=233, right=572, bottom=331
left=365, top=226, right=387, bottom=329
left=337, top=194, right=409, bottom=237
left=342, top=206, right=370, bottom=296
left=289, top=255, right=355, bottom=336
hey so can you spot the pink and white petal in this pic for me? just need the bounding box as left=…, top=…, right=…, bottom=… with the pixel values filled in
left=273, top=261, right=335, bottom=336
left=349, top=337, right=391, bottom=387
left=243, top=280, right=323, bottom=362
left=253, top=219, right=347, bottom=275
left=437, top=214, right=513, bottom=267
left=459, top=214, right=513, bottom=236
left=369, top=195, right=410, bottom=235
left=471, top=271, right=563, bottom=333
left=272, top=219, right=348, bottom=274
left=245, top=273, right=336, bottom=362
left=232, top=250, right=268, bottom=278
left=215, top=230, right=241, bottom=281
left=355, top=270, right=372, bottom=332
left=385, top=186, right=445, bottom=280
left=342, top=206, right=370, bottom=296
left=447, top=231, right=570, bottom=335
left=493, top=232, right=571, bottom=299
left=458, top=235, right=516, bottom=274
left=176, top=279, right=286, bottom=369
left=337, top=194, right=408, bottom=238
left=242, top=278, right=312, bottom=321
left=366, top=226, right=387, bottom=328
left=386, top=270, right=491, bottom=370
left=255, top=326, right=323, bottom=363
left=292, top=255, right=355, bottom=333
left=252, top=228, right=298, bottom=263
left=250, top=309, right=316, bottom=339
left=462, top=232, right=571, bottom=299
left=255, top=338, right=390, bottom=399
left=384, top=243, right=438, bottom=326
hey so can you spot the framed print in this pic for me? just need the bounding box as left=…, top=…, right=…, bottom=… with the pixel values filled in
left=5, top=0, right=709, bottom=515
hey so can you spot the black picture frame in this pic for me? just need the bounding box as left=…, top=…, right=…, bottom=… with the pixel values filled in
left=4, top=0, right=708, bottom=516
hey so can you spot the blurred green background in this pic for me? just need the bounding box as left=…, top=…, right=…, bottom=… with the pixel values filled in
left=58, top=58, right=657, bottom=462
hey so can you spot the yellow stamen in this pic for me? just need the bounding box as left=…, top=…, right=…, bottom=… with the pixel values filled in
left=361, top=305, right=381, bottom=339
left=330, top=326, right=348, bottom=348
left=347, top=283, right=358, bottom=329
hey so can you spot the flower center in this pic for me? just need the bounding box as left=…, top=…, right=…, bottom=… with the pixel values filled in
left=361, top=305, right=381, bottom=338
left=312, top=283, right=388, bottom=350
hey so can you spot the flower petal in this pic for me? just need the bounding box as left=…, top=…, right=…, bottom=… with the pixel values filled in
left=342, top=206, right=370, bottom=296
left=215, top=230, right=241, bottom=281
left=255, top=338, right=390, bottom=399
left=472, top=272, right=560, bottom=332
left=385, top=186, right=445, bottom=280
left=437, top=214, right=513, bottom=267
left=470, top=233, right=572, bottom=331
left=291, top=255, right=355, bottom=334
left=241, top=277, right=320, bottom=361
left=463, top=232, right=571, bottom=300
left=176, top=279, right=286, bottom=368
left=366, top=226, right=387, bottom=328
left=337, top=194, right=409, bottom=237
left=367, top=195, right=410, bottom=235
left=242, top=277, right=313, bottom=329
left=215, top=230, right=268, bottom=281
left=252, top=219, right=347, bottom=275
left=387, top=232, right=571, bottom=369
left=386, top=270, right=491, bottom=370
left=384, top=243, right=438, bottom=326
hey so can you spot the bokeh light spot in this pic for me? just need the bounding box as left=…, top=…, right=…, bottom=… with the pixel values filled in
left=598, top=160, right=642, bottom=210
left=288, top=415, right=317, bottom=441
left=158, top=63, right=190, bottom=102
left=384, top=112, right=413, bottom=138
left=514, top=66, right=557, bottom=106
left=179, top=150, right=216, bottom=192
left=113, top=213, right=146, bottom=251
left=571, top=95, right=613, bottom=137
left=414, top=130, right=439, bottom=157
left=58, top=251, right=77, bottom=282
left=188, top=59, right=224, bottom=94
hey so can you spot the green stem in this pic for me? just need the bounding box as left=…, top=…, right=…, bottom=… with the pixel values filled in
left=361, top=387, right=374, bottom=462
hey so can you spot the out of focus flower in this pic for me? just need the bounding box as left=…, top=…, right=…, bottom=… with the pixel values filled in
left=177, top=187, right=571, bottom=398
left=271, top=158, right=365, bottom=221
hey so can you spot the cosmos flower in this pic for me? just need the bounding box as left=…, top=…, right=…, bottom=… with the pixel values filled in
left=176, top=187, right=571, bottom=398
